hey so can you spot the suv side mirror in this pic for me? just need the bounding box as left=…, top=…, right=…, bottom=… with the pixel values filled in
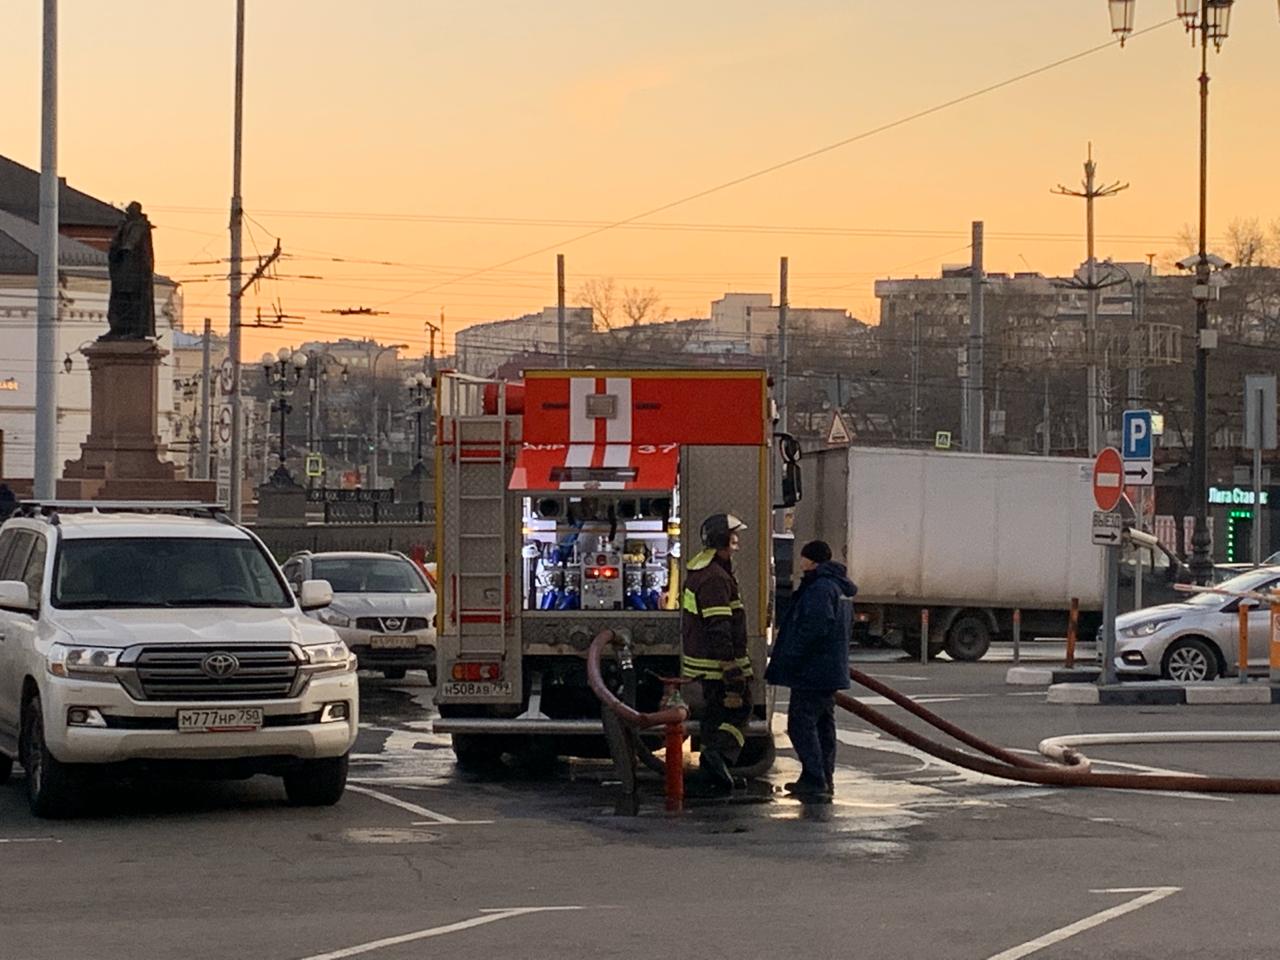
left=298, top=579, right=334, bottom=611
left=0, top=580, right=35, bottom=613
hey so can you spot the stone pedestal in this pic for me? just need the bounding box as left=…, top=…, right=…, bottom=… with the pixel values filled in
left=59, top=340, right=216, bottom=501
left=256, top=476, right=308, bottom=523
left=395, top=461, right=433, bottom=505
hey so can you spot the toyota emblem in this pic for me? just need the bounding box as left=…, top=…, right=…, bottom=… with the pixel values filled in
left=201, top=652, right=240, bottom=679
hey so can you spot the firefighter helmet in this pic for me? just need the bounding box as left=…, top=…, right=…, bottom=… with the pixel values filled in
left=700, top=513, right=747, bottom=550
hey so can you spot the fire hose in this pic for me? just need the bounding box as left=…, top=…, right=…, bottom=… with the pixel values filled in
left=842, top=668, right=1280, bottom=795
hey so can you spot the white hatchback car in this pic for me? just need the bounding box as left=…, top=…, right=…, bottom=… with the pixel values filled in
left=1112, top=566, right=1280, bottom=681
left=0, top=506, right=358, bottom=818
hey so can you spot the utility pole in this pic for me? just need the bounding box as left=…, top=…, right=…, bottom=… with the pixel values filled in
left=1054, top=144, right=1128, bottom=455
left=227, top=0, right=246, bottom=519
left=198, top=318, right=213, bottom=480
left=964, top=222, right=984, bottom=453
left=557, top=254, right=567, bottom=368
left=1042, top=375, right=1051, bottom=456
left=34, top=0, right=58, bottom=499
left=910, top=311, right=921, bottom=442
left=778, top=256, right=789, bottom=433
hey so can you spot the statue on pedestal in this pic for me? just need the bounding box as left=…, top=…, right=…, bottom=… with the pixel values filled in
left=103, top=201, right=156, bottom=341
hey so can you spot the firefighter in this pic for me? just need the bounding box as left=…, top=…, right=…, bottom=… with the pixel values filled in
left=681, top=512, right=752, bottom=797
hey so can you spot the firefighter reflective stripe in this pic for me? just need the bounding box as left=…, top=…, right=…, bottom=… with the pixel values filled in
left=718, top=723, right=746, bottom=748
left=701, top=605, right=733, bottom=618
left=681, top=589, right=699, bottom=615
left=680, top=655, right=755, bottom=679
left=729, top=599, right=744, bottom=611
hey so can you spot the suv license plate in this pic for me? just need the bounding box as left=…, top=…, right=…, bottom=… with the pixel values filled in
left=177, top=708, right=264, bottom=733
left=369, top=634, right=418, bottom=650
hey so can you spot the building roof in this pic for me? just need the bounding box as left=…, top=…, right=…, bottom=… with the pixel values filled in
left=0, top=155, right=124, bottom=228
left=0, top=208, right=108, bottom=275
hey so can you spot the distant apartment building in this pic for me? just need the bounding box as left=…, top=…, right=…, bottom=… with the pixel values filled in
left=454, top=307, right=593, bottom=376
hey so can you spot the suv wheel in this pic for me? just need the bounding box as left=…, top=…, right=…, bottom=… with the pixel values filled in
left=21, top=694, right=84, bottom=819
left=283, top=753, right=349, bottom=806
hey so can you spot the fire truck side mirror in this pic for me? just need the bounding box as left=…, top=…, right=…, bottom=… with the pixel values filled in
left=774, top=432, right=803, bottom=509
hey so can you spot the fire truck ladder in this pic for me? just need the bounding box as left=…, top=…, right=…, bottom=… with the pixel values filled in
left=450, top=410, right=510, bottom=655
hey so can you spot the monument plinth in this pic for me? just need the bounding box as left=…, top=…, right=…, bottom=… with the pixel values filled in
left=58, top=341, right=215, bottom=501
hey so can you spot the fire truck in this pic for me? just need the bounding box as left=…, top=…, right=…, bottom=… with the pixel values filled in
left=431, top=369, right=799, bottom=770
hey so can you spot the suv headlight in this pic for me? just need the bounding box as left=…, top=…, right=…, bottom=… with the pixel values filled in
left=1120, top=617, right=1180, bottom=639
left=303, top=641, right=355, bottom=673
left=47, top=643, right=124, bottom=679
left=316, top=609, right=351, bottom=628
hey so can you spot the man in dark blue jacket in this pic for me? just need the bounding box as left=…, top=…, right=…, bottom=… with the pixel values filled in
left=765, top=540, right=856, bottom=801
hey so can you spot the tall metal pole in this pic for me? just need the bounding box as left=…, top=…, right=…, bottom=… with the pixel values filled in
left=1085, top=157, right=1100, bottom=455
left=1189, top=27, right=1214, bottom=585
left=34, top=0, right=59, bottom=499
left=198, top=318, right=213, bottom=480
left=227, top=0, right=246, bottom=520
left=910, top=311, right=921, bottom=442
left=557, top=254, right=567, bottom=368
left=1042, top=374, right=1051, bottom=456
left=1253, top=386, right=1264, bottom=565
left=778, top=256, right=789, bottom=433
left=965, top=222, right=984, bottom=453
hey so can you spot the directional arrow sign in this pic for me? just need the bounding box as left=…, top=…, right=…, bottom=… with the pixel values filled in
left=1092, top=510, right=1123, bottom=546
left=1123, top=458, right=1154, bottom=486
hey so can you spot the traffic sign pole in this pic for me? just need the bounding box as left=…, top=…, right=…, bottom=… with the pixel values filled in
left=1092, top=447, right=1126, bottom=686
left=1102, top=542, right=1119, bottom=686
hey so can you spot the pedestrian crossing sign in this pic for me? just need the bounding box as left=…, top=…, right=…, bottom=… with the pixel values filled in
left=305, top=453, right=324, bottom=478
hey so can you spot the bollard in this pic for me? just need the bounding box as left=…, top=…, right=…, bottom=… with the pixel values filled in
left=1065, top=598, right=1079, bottom=669
left=1271, top=603, right=1280, bottom=686
left=664, top=721, right=684, bottom=813
left=1239, top=604, right=1251, bottom=684
left=920, top=608, right=930, bottom=665
left=1012, top=609, right=1022, bottom=664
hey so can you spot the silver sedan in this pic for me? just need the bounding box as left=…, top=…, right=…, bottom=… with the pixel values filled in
left=1112, top=566, right=1280, bottom=682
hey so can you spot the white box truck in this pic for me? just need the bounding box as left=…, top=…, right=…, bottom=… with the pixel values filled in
left=795, top=446, right=1186, bottom=660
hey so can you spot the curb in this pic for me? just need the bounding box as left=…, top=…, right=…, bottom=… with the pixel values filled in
left=1007, top=666, right=1101, bottom=686
left=1047, top=681, right=1280, bottom=706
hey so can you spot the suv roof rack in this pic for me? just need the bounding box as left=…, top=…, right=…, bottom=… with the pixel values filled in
left=15, top=501, right=233, bottom=523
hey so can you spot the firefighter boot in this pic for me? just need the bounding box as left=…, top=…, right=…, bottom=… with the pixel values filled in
left=686, top=748, right=734, bottom=798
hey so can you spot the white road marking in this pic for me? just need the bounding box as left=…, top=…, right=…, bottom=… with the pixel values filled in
left=346, top=784, right=492, bottom=825
left=862, top=673, right=930, bottom=683
left=0, top=837, right=60, bottom=844
left=296, top=906, right=586, bottom=960
left=983, top=886, right=1180, bottom=960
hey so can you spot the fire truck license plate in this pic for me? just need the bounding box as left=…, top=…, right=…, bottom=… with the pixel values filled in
left=441, top=681, right=513, bottom=698
left=177, top=708, right=263, bottom=733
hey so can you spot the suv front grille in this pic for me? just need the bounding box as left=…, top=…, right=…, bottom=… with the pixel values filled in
left=131, top=645, right=300, bottom=701
left=354, top=616, right=428, bottom=633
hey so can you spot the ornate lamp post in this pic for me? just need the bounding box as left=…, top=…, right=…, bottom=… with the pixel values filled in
left=261, top=347, right=308, bottom=485
left=405, top=371, right=432, bottom=470
left=1106, top=0, right=1277, bottom=583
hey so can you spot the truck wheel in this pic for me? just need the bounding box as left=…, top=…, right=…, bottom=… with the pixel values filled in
left=21, top=694, right=84, bottom=819
left=945, top=615, right=992, bottom=662
left=0, top=754, right=11, bottom=785
left=452, top=734, right=504, bottom=771
left=382, top=668, right=408, bottom=681
left=284, top=754, right=349, bottom=806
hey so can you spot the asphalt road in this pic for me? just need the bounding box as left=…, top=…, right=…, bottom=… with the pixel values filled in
left=4, top=655, right=1280, bottom=960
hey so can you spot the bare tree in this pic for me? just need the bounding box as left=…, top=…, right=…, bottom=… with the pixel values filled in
left=1226, top=217, right=1269, bottom=267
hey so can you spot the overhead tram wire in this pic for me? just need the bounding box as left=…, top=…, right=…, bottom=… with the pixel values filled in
left=372, top=17, right=1181, bottom=308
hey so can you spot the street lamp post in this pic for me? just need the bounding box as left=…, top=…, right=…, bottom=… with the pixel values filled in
left=368, top=343, right=409, bottom=490
left=405, top=372, right=431, bottom=469
left=261, top=347, right=308, bottom=485
left=1107, top=0, right=1277, bottom=584
left=304, top=351, right=348, bottom=487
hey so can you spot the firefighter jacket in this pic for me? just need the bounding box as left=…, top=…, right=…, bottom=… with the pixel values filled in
left=681, top=549, right=752, bottom=680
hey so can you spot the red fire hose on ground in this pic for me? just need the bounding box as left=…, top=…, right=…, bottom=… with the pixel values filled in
left=587, top=629, right=689, bottom=812
left=842, top=668, right=1280, bottom=795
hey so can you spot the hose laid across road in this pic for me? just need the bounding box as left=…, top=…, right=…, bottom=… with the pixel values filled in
left=841, top=668, right=1280, bottom=795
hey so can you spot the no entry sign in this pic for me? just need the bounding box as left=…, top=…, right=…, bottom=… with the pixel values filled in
left=1093, top=447, right=1124, bottom=512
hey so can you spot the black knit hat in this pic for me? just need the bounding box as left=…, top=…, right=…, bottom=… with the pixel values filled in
left=800, top=540, right=832, bottom=564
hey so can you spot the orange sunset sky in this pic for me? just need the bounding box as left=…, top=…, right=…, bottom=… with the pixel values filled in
left=3, top=1, right=1279, bottom=363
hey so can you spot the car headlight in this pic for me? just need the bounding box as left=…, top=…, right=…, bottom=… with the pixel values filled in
left=316, top=609, right=351, bottom=628
left=47, top=643, right=124, bottom=679
left=303, top=641, right=355, bottom=673
left=1120, top=617, right=1180, bottom=639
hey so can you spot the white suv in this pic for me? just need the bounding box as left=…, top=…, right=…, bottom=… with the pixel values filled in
left=0, top=506, right=359, bottom=818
